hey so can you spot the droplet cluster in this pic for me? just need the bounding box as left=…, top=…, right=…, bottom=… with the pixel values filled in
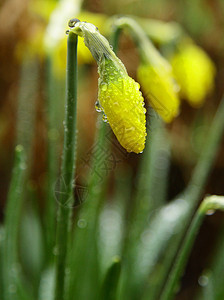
left=98, top=75, right=147, bottom=154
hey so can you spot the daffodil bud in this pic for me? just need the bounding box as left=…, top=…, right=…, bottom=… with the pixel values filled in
left=170, top=42, right=216, bottom=107
left=137, top=63, right=180, bottom=123
left=112, top=16, right=180, bottom=123
left=70, top=21, right=146, bottom=153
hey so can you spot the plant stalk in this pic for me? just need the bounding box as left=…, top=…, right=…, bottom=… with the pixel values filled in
left=54, top=31, right=78, bottom=300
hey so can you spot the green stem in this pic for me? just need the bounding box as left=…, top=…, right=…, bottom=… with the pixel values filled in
left=112, top=16, right=168, bottom=65
left=54, top=32, right=78, bottom=300
left=110, top=26, right=122, bottom=54
left=134, top=17, right=184, bottom=45
left=161, top=196, right=224, bottom=300
left=45, top=56, right=60, bottom=262
left=3, top=145, right=26, bottom=300
left=66, top=28, right=121, bottom=300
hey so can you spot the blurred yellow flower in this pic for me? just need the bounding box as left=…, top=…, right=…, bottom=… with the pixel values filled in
left=137, top=64, right=180, bottom=123
left=171, top=43, right=216, bottom=107
left=70, top=21, right=146, bottom=153
left=29, top=0, right=57, bottom=22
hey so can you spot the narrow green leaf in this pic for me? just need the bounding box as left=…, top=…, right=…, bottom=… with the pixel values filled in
left=3, top=145, right=26, bottom=300
left=161, top=196, right=224, bottom=300
left=99, top=256, right=121, bottom=300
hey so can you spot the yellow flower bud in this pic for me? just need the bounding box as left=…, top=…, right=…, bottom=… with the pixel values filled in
left=112, top=16, right=180, bottom=123
left=171, top=43, right=216, bottom=107
left=70, top=21, right=147, bottom=153
left=98, top=59, right=146, bottom=153
left=137, top=64, right=180, bottom=123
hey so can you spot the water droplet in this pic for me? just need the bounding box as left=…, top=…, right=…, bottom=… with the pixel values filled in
left=95, top=100, right=103, bottom=112
left=65, top=30, right=70, bottom=35
left=77, top=219, right=87, bottom=228
left=198, top=275, right=209, bottom=287
left=101, top=85, right=107, bottom=92
left=110, top=45, right=113, bottom=50
left=102, top=114, right=108, bottom=123
left=206, top=209, right=215, bottom=216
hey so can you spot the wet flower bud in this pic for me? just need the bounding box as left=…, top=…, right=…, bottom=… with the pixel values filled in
left=137, top=63, right=180, bottom=123
left=113, top=16, right=180, bottom=123
left=70, top=21, right=146, bottom=153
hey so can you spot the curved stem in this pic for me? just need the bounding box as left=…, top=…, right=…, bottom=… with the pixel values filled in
left=112, top=16, right=169, bottom=65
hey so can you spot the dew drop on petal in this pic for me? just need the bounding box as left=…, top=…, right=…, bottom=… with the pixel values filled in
left=95, top=100, right=103, bottom=112
left=102, top=114, right=108, bottom=123
left=101, top=85, right=107, bottom=92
